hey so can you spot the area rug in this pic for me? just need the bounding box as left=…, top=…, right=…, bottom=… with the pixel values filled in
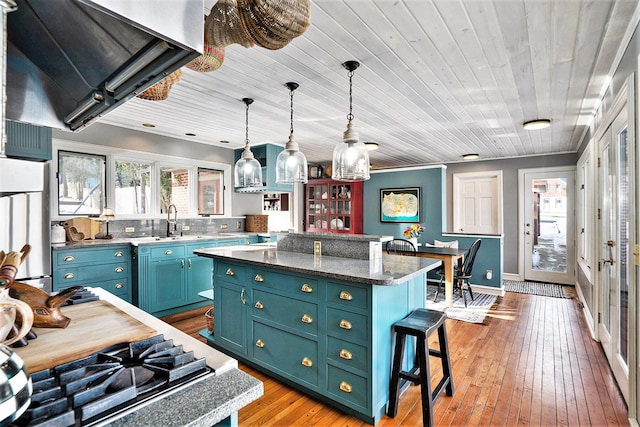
left=426, top=285, right=498, bottom=324
left=503, top=280, right=575, bottom=298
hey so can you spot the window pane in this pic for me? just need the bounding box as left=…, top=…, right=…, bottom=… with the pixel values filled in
left=114, top=160, right=151, bottom=214
left=58, top=151, right=105, bottom=215
left=160, top=167, right=189, bottom=214
left=198, top=168, right=224, bottom=215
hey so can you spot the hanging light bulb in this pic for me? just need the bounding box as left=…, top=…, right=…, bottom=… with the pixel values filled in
left=234, top=98, right=264, bottom=190
left=276, top=82, right=308, bottom=184
left=332, top=60, right=370, bottom=182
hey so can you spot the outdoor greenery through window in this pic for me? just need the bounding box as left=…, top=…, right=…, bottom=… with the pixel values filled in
left=198, top=168, right=224, bottom=215
left=114, top=160, right=151, bottom=215
left=160, top=167, right=189, bottom=214
left=57, top=151, right=105, bottom=216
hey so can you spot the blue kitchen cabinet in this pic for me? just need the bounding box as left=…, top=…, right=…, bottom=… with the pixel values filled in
left=147, top=245, right=187, bottom=313
left=206, top=260, right=420, bottom=424
left=5, top=120, right=52, bottom=161
left=52, top=245, right=132, bottom=302
left=233, top=143, right=293, bottom=193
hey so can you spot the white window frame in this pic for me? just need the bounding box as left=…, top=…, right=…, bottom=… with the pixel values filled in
left=577, top=141, right=595, bottom=282
left=51, top=139, right=233, bottom=220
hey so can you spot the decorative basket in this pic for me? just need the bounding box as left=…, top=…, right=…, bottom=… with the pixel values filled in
left=137, top=69, right=183, bottom=101
left=186, top=44, right=226, bottom=72
left=205, top=0, right=254, bottom=48
left=237, top=0, right=311, bottom=50
left=205, top=306, right=214, bottom=333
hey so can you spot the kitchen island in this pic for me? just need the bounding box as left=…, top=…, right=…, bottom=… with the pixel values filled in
left=13, top=287, right=263, bottom=427
left=194, top=243, right=441, bottom=425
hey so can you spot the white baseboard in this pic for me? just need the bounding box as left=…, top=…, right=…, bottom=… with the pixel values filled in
left=427, top=278, right=505, bottom=296
left=574, top=281, right=597, bottom=340
left=503, top=273, right=522, bottom=281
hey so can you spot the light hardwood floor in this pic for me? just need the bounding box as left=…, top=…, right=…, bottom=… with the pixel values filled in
left=162, top=290, right=629, bottom=426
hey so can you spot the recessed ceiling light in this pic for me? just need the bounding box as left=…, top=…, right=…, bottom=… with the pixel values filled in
left=462, top=153, right=479, bottom=160
left=219, top=140, right=230, bottom=144
left=364, top=142, right=379, bottom=151
left=523, top=119, right=551, bottom=130
left=185, top=132, right=196, bottom=137
left=142, top=123, right=155, bottom=128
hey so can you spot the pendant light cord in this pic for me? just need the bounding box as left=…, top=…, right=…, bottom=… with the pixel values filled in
left=347, top=69, right=354, bottom=121
left=290, top=87, right=295, bottom=135
left=245, top=101, right=250, bottom=147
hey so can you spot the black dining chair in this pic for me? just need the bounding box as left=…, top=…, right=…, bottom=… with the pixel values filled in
left=385, top=239, right=417, bottom=255
left=434, top=239, right=482, bottom=306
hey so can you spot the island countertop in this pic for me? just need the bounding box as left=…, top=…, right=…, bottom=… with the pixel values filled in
left=194, top=246, right=442, bottom=285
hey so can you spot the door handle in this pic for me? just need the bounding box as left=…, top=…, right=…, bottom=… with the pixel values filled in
left=526, top=231, right=531, bottom=235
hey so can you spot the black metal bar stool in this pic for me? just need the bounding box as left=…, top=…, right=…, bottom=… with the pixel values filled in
left=387, top=308, right=454, bottom=427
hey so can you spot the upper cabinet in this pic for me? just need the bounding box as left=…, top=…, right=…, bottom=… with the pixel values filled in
left=5, top=120, right=52, bottom=161
left=304, top=179, right=363, bottom=234
left=233, top=143, right=293, bottom=193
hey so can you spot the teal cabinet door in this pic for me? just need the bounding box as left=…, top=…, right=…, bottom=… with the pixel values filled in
left=216, top=280, right=247, bottom=355
left=186, top=255, right=212, bottom=304
left=148, top=258, right=187, bottom=312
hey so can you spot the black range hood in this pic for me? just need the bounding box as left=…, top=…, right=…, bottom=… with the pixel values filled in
left=6, top=0, right=202, bottom=131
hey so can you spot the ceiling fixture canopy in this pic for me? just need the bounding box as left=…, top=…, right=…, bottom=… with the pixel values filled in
left=332, top=60, right=370, bottom=182
left=276, top=82, right=308, bottom=184
left=234, top=98, right=264, bottom=190
left=523, top=119, right=551, bottom=130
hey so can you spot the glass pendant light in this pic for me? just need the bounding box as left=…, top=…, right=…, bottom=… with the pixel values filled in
left=234, top=97, right=263, bottom=190
left=276, top=82, right=308, bottom=184
left=332, top=60, right=370, bottom=181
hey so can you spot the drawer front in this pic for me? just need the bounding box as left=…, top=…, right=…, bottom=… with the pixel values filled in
left=252, top=290, right=318, bottom=335
left=186, top=241, right=218, bottom=253
left=327, top=308, right=368, bottom=343
left=150, top=245, right=185, bottom=259
left=327, top=281, right=368, bottom=310
left=54, top=262, right=129, bottom=284
left=252, top=321, right=319, bottom=388
left=214, top=261, right=247, bottom=284
left=252, top=268, right=318, bottom=299
left=327, top=337, right=368, bottom=373
left=89, top=278, right=131, bottom=301
left=54, top=246, right=130, bottom=267
left=327, top=365, right=369, bottom=411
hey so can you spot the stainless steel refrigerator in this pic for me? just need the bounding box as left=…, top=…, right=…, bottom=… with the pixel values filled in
left=0, top=158, right=51, bottom=292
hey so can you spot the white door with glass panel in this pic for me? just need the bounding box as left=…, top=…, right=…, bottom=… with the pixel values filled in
left=598, top=106, right=630, bottom=403
left=521, top=167, right=575, bottom=285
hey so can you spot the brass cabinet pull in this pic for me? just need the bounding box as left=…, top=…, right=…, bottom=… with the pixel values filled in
left=63, top=273, right=74, bottom=279
left=255, top=301, right=264, bottom=309
left=339, top=320, right=352, bottom=330
left=339, top=349, right=353, bottom=360
left=240, top=288, right=246, bottom=305
left=255, top=339, right=265, bottom=348
left=254, top=274, right=264, bottom=282
left=115, top=283, right=124, bottom=289
left=339, top=381, right=352, bottom=393
left=300, top=283, right=313, bottom=293
left=165, top=249, right=173, bottom=255
left=226, top=268, right=235, bottom=276
left=63, top=255, right=74, bottom=262
left=339, top=291, right=352, bottom=301
left=301, top=357, right=313, bottom=367
left=301, top=314, right=313, bottom=324
left=115, top=267, right=124, bottom=273
left=114, top=251, right=123, bottom=257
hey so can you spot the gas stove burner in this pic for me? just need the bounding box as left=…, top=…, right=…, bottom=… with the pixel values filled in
left=12, top=335, right=210, bottom=427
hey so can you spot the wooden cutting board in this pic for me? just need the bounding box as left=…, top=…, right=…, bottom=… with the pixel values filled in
left=62, top=217, right=103, bottom=240
left=14, top=300, right=157, bottom=372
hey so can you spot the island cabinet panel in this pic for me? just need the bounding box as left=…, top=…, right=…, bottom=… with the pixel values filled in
left=52, top=245, right=132, bottom=302
left=135, top=238, right=242, bottom=317
left=208, top=260, right=426, bottom=425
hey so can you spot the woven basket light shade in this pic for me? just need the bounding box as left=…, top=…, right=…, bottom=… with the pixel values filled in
left=137, top=69, right=183, bottom=101
left=205, top=0, right=254, bottom=48
left=237, top=0, right=311, bottom=50
left=186, top=44, right=225, bottom=72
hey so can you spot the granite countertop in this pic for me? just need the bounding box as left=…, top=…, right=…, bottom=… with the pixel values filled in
left=194, top=247, right=441, bottom=286
left=51, top=232, right=266, bottom=249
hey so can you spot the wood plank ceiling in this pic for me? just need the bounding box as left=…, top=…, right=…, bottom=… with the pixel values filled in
left=98, top=0, right=639, bottom=170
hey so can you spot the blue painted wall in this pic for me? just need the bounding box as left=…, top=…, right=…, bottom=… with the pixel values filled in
left=363, top=166, right=502, bottom=289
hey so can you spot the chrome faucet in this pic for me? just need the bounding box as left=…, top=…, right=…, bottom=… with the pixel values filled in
left=167, top=204, right=178, bottom=237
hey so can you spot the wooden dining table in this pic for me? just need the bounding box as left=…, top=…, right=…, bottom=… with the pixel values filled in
left=415, top=246, right=468, bottom=308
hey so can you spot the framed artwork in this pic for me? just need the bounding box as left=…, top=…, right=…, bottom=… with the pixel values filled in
left=380, top=187, right=421, bottom=222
